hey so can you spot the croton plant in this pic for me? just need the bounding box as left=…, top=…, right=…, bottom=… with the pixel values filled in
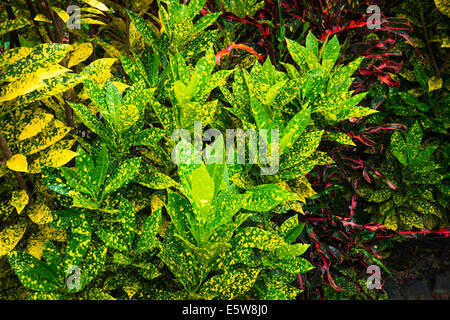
left=0, top=0, right=448, bottom=300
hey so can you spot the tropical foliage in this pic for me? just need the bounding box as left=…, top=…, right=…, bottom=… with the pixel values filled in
left=0, top=0, right=448, bottom=300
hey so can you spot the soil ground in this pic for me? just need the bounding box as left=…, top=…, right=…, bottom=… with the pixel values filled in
left=383, top=237, right=450, bottom=300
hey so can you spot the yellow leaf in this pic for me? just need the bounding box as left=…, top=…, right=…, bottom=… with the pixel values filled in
left=81, top=58, right=116, bottom=84
left=34, top=149, right=78, bottom=169
left=39, top=224, right=67, bottom=242
left=10, top=190, right=29, bottom=214
left=81, top=7, right=106, bottom=15
left=428, top=76, right=443, bottom=92
left=112, top=81, right=130, bottom=94
left=68, top=43, right=94, bottom=68
left=19, top=113, right=54, bottom=141
left=0, top=223, right=27, bottom=256
left=0, top=74, right=45, bottom=103
left=51, top=6, right=70, bottom=23
left=82, top=0, right=109, bottom=12
left=28, top=202, right=53, bottom=224
left=34, top=14, right=52, bottom=23
left=25, top=232, right=46, bottom=259
left=80, top=18, right=106, bottom=25
left=6, top=154, right=28, bottom=172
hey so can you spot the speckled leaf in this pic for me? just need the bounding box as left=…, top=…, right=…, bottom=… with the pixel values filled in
left=280, top=131, right=323, bottom=171
left=405, top=121, right=422, bottom=159
left=280, top=107, right=311, bottom=154
left=7, top=250, right=61, bottom=292
left=278, top=215, right=305, bottom=244
left=166, top=190, right=196, bottom=243
left=324, top=131, right=356, bottom=146
left=0, top=18, right=30, bottom=36
left=70, top=102, right=108, bottom=139
left=80, top=58, right=116, bottom=84
left=64, top=233, right=91, bottom=272
left=136, top=208, right=162, bottom=253
left=78, top=243, right=107, bottom=290
left=18, top=124, right=71, bottom=156
left=127, top=10, right=164, bottom=56
left=68, top=43, right=93, bottom=68
left=199, top=269, right=260, bottom=299
left=391, top=131, right=408, bottom=166
left=286, top=38, right=319, bottom=70
left=242, top=184, right=298, bottom=212
left=135, top=170, right=178, bottom=190
left=43, top=240, right=63, bottom=284
left=263, top=256, right=314, bottom=275
left=0, top=223, right=27, bottom=256
left=321, top=36, right=340, bottom=72
left=369, top=188, right=394, bottom=203
left=233, top=227, right=287, bottom=251
left=18, top=113, right=54, bottom=141
left=41, top=167, right=74, bottom=196
left=1, top=43, right=70, bottom=83
left=10, top=190, right=29, bottom=214
left=101, top=157, right=141, bottom=199
left=28, top=202, right=53, bottom=224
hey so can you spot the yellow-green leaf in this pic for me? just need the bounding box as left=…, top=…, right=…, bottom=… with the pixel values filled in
left=0, top=223, right=27, bottom=256
left=28, top=203, right=54, bottom=224
left=19, top=113, right=54, bottom=141
left=51, top=7, right=70, bottom=23
left=68, top=43, right=93, bottom=68
left=82, top=0, right=109, bottom=12
left=0, top=18, right=30, bottom=36
left=6, top=154, right=28, bottom=172
left=10, top=190, right=29, bottom=214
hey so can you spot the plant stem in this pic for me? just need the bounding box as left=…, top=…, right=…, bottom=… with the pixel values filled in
left=419, top=3, right=440, bottom=76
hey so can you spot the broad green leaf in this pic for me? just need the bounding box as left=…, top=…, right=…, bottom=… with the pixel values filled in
left=8, top=250, right=62, bottom=292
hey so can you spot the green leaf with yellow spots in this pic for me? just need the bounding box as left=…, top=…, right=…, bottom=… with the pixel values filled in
left=242, top=184, right=298, bottom=212
left=64, top=233, right=91, bottom=272
left=0, top=17, right=30, bottom=36
left=78, top=243, right=107, bottom=291
left=391, top=131, right=408, bottom=166
left=324, top=131, right=356, bottom=146
left=280, top=107, right=311, bottom=154
left=199, top=269, right=260, bottom=299
left=7, top=250, right=62, bottom=292
left=43, top=241, right=64, bottom=284
left=101, top=157, right=141, bottom=199
left=135, top=208, right=162, bottom=253
left=286, top=38, right=319, bottom=71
